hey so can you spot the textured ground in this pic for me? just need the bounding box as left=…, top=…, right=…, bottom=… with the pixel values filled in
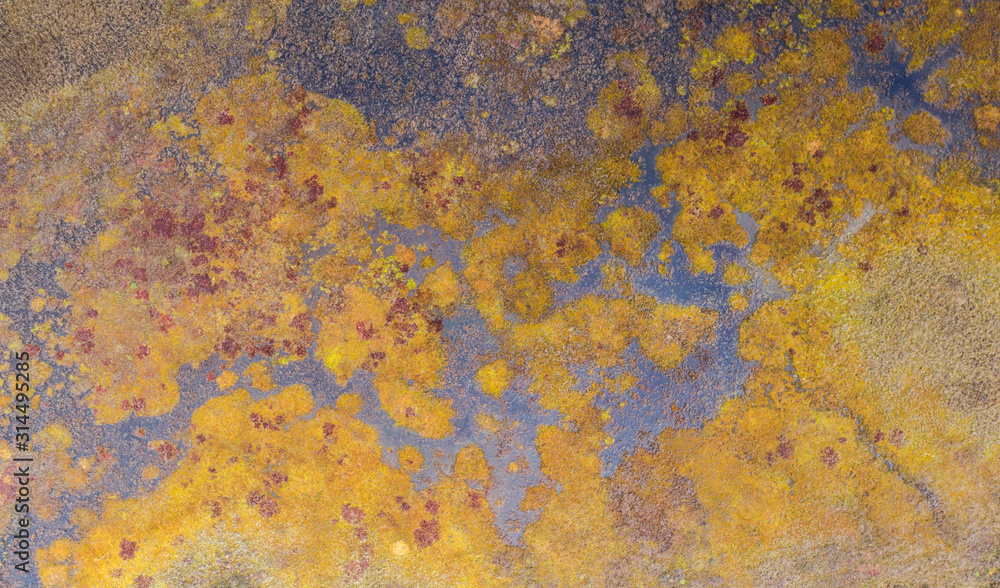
left=1, top=0, right=1000, bottom=586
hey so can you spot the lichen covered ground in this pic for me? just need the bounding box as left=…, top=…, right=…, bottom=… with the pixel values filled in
left=2, top=0, right=1000, bottom=585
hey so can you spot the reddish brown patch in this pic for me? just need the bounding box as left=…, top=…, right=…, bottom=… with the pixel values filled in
left=414, top=519, right=440, bottom=548
left=220, top=336, right=240, bottom=357
left=356, top=321, right=375, bottom=340
left=120, top=539, right=137, bottom=560
left=890, top=428, right=905, bottom=448
left=395, top=322, right=418, bottom=341
left=247, top=491, right=279, bottom=517
left=364, top=350, right=387, bottom=370
left=258, top=495, right=279, bottom=517
left=709, top=66, right=726, bottom=88
left=776, top=440, right=794, bottom=459
left=181, top=213, right=206, bottom=238
left=424, top=500, right=439, bottom=515
left=865, top=33, right=887, bottom=54
left=819, top=446, right=839, bottom=468
left=427, top=316, right=443, bottom=333
left=156, top=443, right=177, bottom=461
left=342, top=504, right=365, bottom=525
left=724, top=128, right=748, bottom=148
left=555, top=236, right=569, bottom=258
left=134, top=576, right=153, bottom=588
left=807, top=188, right=833, bottom=212
left=873, top=430, right=885, bottom=443
left=783, top=177, right=805, bottom=192
left=799, top=187, right=833, bottom=225
left=249, top=413, right=279, bottom=431
left=291, top=312, right=312, bottom=331
left=217, top=110, right=235, bottom=125
left=191, top=273, right=216, bottom=295
left=304, top=175, right=324, bottom=203
left=702, top=124, right=724, bottom=142
left=151, top=212, right=175, bottom=238
left=271, top=154, right=288, bottom=179
left=613, top=93, right=644, bottom=120
left=467, top=491, right=482, bottom=509
left=389, top=297, right=410, bottom=316
left=112, top=257, right=133, bottom=271
left=761, top=94, right=778, bottom=106
left=343, top=558, right=370, bottom=582
left=730, top=100, right=750, bottom=122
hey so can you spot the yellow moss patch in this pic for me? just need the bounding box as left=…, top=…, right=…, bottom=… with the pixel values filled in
left=398, top=444, right=424, bottom=472
left=714, top=25, right=755, bottom=63
left=974, top=104, right=999, bottom=134
left=600, top=206, right=662, bottom=266
left=215, top=370, right=239, bottom=390
left=335, top=392, right=363, bottom=416
left=405, top=26, right=430, bottom=50
left=418, top=262, right=461, bottom=311
left=723, top=262, right=751, bottom=285
left=476, top=359, right=513, bottom=398
left=244, top=361, right=276, bottom=392
left=728, top=291, right=749, bottom=312
left=901, top=110, right=951, bottom=145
